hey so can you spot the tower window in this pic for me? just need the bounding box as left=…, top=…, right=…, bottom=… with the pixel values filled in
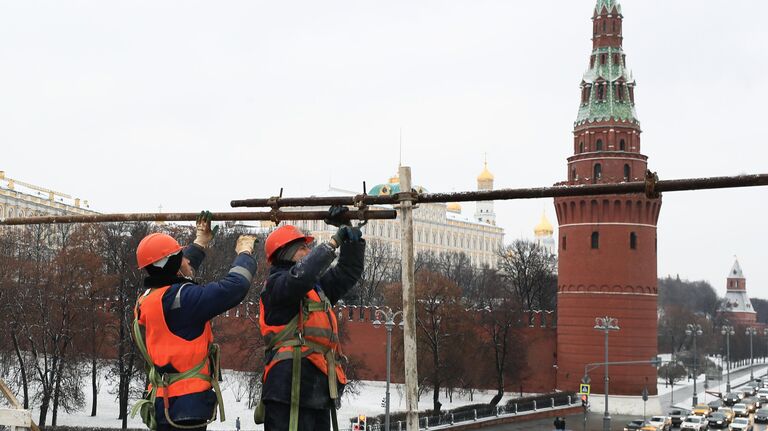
left=562, top=236, right=567, bottom=250
left=617, top=84, right=624, bottom=101
left=619, top=139, right=626, bottom=151
left=613, top=54, right=619, bottom=64
left=623, top=164, right=631, bottom=181
left=571, top=169, right=576, bottom=181
left=596, top=139, right=603, bottom=151
left=602, top=21, right=606, bottom=32
left=591, top=232, right=599, bottom=249
left=630, top=232, right=637, bottom=249
left=593, top=163, right=602, bottom=183
left=601, top=54, right=606, bottom=65
left=579, top=142, right=584, bottom=153
left=590, top=56, right=595, bottom=68
left=597, top=84, right=605, bottom=101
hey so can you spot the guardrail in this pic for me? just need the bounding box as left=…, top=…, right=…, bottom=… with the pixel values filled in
left=345, top=393, right=578, bottom=431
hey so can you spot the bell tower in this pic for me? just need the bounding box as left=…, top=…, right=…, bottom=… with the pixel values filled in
left=554, top=0, right=662, bottom=395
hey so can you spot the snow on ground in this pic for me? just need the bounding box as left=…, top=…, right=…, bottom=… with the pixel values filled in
left=22, top=370, right=522, bottom=430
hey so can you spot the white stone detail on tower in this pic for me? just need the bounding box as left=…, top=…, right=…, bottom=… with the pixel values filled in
left=474, top=161, right=496, bottom=225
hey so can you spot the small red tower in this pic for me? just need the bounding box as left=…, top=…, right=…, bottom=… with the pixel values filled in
left=554, top=0, right=662, bottom=395
left=721, top=259, right=757, bottom=326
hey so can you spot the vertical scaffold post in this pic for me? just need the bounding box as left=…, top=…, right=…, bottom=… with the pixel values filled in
left=399, top=166, right=419, bottom=431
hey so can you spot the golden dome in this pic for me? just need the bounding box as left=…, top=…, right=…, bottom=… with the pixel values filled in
left=388, top=173, right=399, bottom=184
left=446, top=202, right=462, bottom=213
left=534, top=212, right=554, bottom=236
left=477, top=162, right=494, bottom=182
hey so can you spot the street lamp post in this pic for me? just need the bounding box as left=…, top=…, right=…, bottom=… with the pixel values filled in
left=721, top=325, right=735, bottom=392
left=764, top=329, right=768, bottom=366
left=685, top=323, right=703, bottom=406
left=594, top=316, right=620, bottom=431
left=373, top=307, right=404, bottom=431
left=746, top=327, right=757, bottom=381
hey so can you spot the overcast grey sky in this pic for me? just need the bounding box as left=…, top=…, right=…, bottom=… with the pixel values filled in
left=1, top=0, right=766, bottom=298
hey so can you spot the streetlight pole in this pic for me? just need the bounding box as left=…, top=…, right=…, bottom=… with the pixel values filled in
left=764, top=329, right=768, bottom=367
left=721, top=325, right=735, bottom=393
left=594, top=316, right=619, bottom=431
left=746, top=327, right=757, bottom=381
left=686, top=323, right=703, bottom=406
left=373, top=307, right=404, bottom=431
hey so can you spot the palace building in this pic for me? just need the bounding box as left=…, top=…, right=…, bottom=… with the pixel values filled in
left=0, top=170, right=97, bottom=220
left=289, top=163, right=505, bottom=268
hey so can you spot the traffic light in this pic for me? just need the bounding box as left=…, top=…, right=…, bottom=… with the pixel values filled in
left=358, top=415, right=367, bottom=431
left=581, top=394, right=588, bottom=409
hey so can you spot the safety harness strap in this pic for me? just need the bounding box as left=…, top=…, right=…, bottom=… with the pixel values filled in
left=130, top=288, right=225, bottom=430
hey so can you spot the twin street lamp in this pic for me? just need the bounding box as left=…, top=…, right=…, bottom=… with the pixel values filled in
left=685, top=323, right=703, bottom=406
left=594, top=316, right=620, bottom=431
left=373, top=307, right=404, bottom=431
left=721, top=325, right=735, bottom=392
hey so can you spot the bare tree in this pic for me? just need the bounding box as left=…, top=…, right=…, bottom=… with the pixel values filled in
left=468, top=268, right=527, bottom=406
left=100, top=222, right=149, bottom=429
left=497, top=240, right=557, bottom=312
left=344, top=239, right=398, bottom=306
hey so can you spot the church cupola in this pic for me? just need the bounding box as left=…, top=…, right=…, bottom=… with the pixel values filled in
left=474, top=159, right=496, bottom=225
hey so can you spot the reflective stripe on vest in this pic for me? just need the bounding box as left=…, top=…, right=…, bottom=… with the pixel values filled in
left=137, top=286, right=214, bottom=397
left=260, top=289, right=346, bottom=384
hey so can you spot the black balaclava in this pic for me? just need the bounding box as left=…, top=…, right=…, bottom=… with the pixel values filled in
left=273, top=239, right=305, bottom=266
left=143, top=252, right=190, bottom=288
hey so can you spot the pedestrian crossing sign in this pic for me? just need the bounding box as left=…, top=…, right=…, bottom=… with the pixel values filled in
left=579, top=384, right=590, bottom=394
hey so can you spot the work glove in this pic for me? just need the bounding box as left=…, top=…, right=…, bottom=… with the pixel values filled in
left=235, top=235, right=258, bottom=255
left=193, top=211, right=219, bottom=249
left=324, top=205, right=351, bottom=227
left=331, top=225, right=362, bottom=246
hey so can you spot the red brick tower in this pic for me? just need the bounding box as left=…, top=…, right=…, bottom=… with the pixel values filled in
left=554, top=0, right=662, bottom=395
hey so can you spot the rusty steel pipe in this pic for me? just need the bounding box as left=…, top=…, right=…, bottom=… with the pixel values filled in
left=229, top=173, right=768, bottom=207
left=0, top=209, right=397, bottom=226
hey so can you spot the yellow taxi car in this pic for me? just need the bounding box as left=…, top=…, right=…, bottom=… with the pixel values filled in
left=692, top=404, right=712, bottom=416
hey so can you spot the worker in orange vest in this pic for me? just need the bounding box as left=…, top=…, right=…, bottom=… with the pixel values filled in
left=256, top=206, right=365, bottom=431
left=132, top=212, right=258, bottom=431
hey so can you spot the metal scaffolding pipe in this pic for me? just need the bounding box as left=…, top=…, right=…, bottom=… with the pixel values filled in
left=229, top=173, right=768, bottom=208
left=0, top=209, right=397, bottom=226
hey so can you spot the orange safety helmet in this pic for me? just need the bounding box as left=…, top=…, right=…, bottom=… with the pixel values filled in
left=265, top=225, right=314, bottom=263
left=136, top=232, right=183, bottom=269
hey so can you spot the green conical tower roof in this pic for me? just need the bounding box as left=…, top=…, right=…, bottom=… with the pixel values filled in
left=595, top=0, right=621, bottom=14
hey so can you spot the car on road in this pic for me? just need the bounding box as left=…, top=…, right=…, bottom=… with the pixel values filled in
left=742, top=385, right=757, bottom=396
left=707, top=412, right=729, bottom=429
left=623, top=419, right=647, bottom=431
left=733, top=403, right=749, bottom=417
left=681, top=415, right=708, bottom=431
left=742, top=398, right=758, bottom=414
left=720, top=407, right=735, bottom=423
left=670, top=409, right=692, bottom=428
left=694, top=404, right=713, bottom=416
left=728, top=417, right=752, bottom=431
left=648, top=415, right=672, bottom=431
left=756, top=388, right=768, bottom=403
left=724, top=393, right=741, bottom=406
left=754, top=408, right=768, bottom=423
left=710, top=398, right=724, bottom=411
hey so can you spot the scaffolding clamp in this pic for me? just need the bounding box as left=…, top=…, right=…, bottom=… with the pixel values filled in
left=267, top=188, right=284, bottom=224
left=644, top=170, right=661, bottom=199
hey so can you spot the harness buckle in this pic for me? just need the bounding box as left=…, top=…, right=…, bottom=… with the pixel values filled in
left=297, top=331, right=305, bottom=346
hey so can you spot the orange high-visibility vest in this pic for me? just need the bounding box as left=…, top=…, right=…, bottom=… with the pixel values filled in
left=260, top=289, right=346, bottom=384
left=135, top=286, right=213, bottom=397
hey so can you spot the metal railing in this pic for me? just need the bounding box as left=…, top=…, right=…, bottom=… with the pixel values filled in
left=345, top=393, right=578, bottom=431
